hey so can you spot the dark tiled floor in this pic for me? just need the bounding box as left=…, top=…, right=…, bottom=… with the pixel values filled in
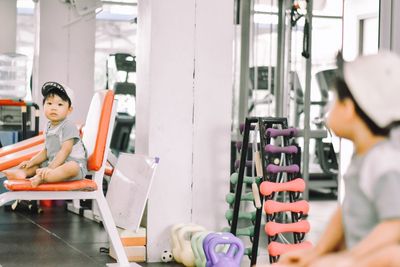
left=0, top=203, right=180, bottom=267
left=0, top=199, right=337, bottom=267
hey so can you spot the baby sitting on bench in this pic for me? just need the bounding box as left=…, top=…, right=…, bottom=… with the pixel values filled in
left=3, top=82, right=87, bottom=188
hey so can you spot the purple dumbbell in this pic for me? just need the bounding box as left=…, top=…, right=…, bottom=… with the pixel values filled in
left=203, top=232, right=235, bottom=267
left=207, top=234, right=244, bottom=267
left=235, top=141, right=243, bottom=151
left=239, top=124, right=256, bottom=134
left=266, top=164, right=300, bottom=174
left=265, top=144, right=298, bottom=154
left=265, top=128, right=298, bottom=138
left=234, top=160, right=253, bottom=169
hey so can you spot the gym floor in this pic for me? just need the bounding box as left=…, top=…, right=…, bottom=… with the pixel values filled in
left=0, top=194, right=336, bottom=267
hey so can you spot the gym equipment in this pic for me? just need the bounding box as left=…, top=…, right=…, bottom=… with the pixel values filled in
left=179, top=225, right=207, bottom=266
left=232, top=117, right=310, bottom=265
left=107, top=53, right=136, bottom=154
left=265, top=220, right=310, bottom=237
left=0, top=53, right=28, bottom=99
left=266, top=164, right=300, bottom=174
left=229, top=172, right=262, bottom=185
left=265, top=128, right=298, bottom=138
left=171, top=223, right=190, bottom=263
left=202, top=232, right=235, bottom=267
left=191, top=231, right=212, bottom=267
left=225, top=192, right=253, bottom=205
left=205, top=234, right=244, bottom=267
left=268, top=241, right=312, bottom=257
left=265, top=144, right=298, bottom=154
left=225, top=209, right=256, bottom=224
left=260, top=178, right=305, bottom=197
left=0, top=90, right=142, bottom=266
left=0, top=99, right=40, bottom=142
left=264, top=200, right=309, bottom=216
left=234, top=159, right=252, bottom=169
left=171, top=223, right=206, bottom=266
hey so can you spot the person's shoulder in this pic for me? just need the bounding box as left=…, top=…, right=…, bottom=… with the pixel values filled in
left=365, top=140, right=400, bottom=166
left=360, top=140, right=400, bottom=192
left=61, top=119, right=78, bottom=130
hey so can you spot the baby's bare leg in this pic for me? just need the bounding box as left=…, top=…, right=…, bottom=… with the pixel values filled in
left=358, top=245, right=400, bottom=267
left=30, top=161, right=80, bottom=187
left=3, top=165, right=40, bottom=180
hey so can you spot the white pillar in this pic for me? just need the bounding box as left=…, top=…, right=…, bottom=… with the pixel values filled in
left=0, top=0, right=17, bottom=53
left=136, top=0, right=234, bottom=262
left=380, top=0, right=400, bottom=54
left=33, top=0, right=95, bottom=126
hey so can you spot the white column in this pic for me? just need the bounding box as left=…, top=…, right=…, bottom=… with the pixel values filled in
left=33, top=0, right=95, bottom=127
left=191, top=0, right=234, bottom=230
left=0, top=0, right=17, bottom=53
left=136, top=0, right=234, bottom=262
left=380, top=0, right=400, bottom=54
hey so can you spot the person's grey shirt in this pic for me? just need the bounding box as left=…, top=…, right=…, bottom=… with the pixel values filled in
left=343, top=129, right=400, bottom=248
left=44, top=119, right=87, bottom=180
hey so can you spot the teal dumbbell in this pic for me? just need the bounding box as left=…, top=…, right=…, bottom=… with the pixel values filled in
left=222, top=226, right=254, bottom=237
left=230, top=173, right=262, bottom=185
left=225, top=192, right=254, bottom=205
left=225, top=209, right=256, bottom=224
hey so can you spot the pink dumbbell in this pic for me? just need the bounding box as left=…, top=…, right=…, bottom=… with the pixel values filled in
left=264, top=200, right=309, bottom=215
left=260, top=178, right=305, bottom=197
left=265, top=220, right=310, bottom=236
left=268, top=241, right=312, bottom=257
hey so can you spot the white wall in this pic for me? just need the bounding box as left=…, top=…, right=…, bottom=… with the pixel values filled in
left=343, top=0, right=379, bottom=60
left=33, top=0, right=95, bottom=127
left=136, top=0, right=234, bottom=261
left=0, top=0, right=17, bottom=54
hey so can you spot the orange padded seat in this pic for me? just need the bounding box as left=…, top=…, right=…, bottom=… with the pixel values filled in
left=4, top=179, right=97, bottom=191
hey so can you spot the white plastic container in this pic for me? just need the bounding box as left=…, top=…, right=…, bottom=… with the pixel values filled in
left=106, top=153, right=159, bottom=231
left=0, top=53, right=28, bottom=99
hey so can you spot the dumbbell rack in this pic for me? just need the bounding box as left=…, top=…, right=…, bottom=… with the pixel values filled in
left=228, top=117, right=310, bottom=266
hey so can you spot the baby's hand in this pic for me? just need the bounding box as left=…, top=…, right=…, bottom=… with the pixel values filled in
left=36, top=167, right=52, bottom=180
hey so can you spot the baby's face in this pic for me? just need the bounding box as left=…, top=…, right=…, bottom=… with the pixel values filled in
left=44, top=95, right=72, bottom=125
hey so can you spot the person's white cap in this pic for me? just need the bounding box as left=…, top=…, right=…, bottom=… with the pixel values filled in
left=41, top=81, right=74, bottom=105
left=343, top=51, right=400, bottom=128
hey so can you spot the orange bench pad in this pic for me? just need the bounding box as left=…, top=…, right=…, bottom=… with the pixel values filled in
left=0, top=135, right=44, bottom=158
left=4, top=179, right=97, bottom=191
left=87, top=90, right=114, bottom=171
